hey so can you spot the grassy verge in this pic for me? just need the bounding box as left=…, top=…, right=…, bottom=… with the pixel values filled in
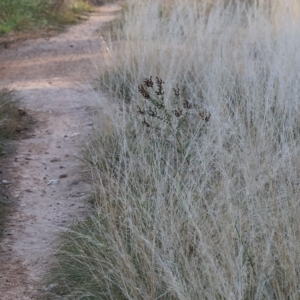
left=0, top=89, right=33, bottom=237
left=46, top=0, right=300, bottom=299
left=0, top=0, right=95, bottom=36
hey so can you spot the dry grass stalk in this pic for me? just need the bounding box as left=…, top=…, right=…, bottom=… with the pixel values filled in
left=46, top=0, right=300, bottom=299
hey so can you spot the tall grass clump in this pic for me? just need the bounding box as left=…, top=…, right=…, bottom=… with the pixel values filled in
left=46, top=0, right=300, bottom=299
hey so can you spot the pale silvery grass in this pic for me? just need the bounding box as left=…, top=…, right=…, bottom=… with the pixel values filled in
left=46, top=0, right=300, bottom=299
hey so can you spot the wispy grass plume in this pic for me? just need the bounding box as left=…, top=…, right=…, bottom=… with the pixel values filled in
left=46, top=0, right=300, bottom=299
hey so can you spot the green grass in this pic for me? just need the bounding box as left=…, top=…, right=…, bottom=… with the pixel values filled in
left=0, top=0, right=94, bottom=35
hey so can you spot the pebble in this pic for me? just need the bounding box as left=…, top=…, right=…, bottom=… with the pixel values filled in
left=59, top=173, right=68, bottom=178
left=69, top=192, right=85, bottom=197
left=69, top=132, right=80, bottom=137
left=47, top=179, right=59, bottom=186
left=50, top=158, right=61, bottom=163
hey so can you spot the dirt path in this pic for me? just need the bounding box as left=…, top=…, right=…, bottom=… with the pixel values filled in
left=0, top=4, right=119, bottom=299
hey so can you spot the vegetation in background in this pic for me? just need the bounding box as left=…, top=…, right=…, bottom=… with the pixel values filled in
left=46, top=0, right=300, bottom=299
left=90, top=0, right=116, bottom=5
left=0, top=0, right=94, bottom=35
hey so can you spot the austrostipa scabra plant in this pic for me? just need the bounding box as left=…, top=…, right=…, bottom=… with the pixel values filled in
left=137, top=76, right=211, bottom=163
left=45, top=1, right=300, bottom=299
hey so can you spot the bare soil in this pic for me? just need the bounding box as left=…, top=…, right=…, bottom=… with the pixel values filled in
left=0, top=4, right=120, bottom=299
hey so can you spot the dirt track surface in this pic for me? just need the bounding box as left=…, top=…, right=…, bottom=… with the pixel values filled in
left=0, top=5, right=119, bottom=299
